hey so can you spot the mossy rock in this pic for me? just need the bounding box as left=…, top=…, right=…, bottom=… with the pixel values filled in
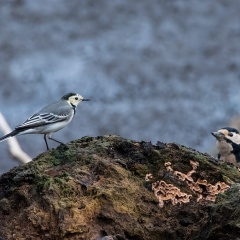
left=0, top=135, right=240, bottom=240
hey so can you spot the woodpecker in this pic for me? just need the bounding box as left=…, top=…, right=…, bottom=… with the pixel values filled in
left=211, top=127, right=240, bottom=167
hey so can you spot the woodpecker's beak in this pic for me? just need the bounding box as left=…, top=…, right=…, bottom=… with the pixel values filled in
left=211, top=131, right=225, bottom=140
left=82, top=98, right=90, bottom=101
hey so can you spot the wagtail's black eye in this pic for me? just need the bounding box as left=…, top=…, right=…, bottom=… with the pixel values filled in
left=75, top=97, right=78, bottom=100
left=228, top=133, right=233, bottom=137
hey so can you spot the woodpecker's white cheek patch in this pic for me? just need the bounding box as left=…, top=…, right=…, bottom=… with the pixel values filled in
left=223, top=132, right=240, bottom=144
left=229, top=133, right=240, bottom=144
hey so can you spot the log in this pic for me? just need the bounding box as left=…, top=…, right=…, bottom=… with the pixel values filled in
left=0, top=112, right=31, bottom=164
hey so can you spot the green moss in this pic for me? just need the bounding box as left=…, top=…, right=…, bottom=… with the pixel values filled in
left=0, top=198, right=10, bottom=214
left=51, top=149, right=77, bottom=165
left=34, top=174, right=76, bottom=198
left=218, top=164, right=240, bottom=183
left=132, top=163, right=150, bottom=177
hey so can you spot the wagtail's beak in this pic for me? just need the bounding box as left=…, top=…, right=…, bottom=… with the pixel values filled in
left=82, top=98, right=90, bottom=101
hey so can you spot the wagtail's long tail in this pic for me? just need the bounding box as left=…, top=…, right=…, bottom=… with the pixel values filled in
left=0, top=129, right=22, bottom=142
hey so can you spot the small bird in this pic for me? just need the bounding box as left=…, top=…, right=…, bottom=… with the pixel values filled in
left=211, top=127, right=240, bottom=167
left=0, top=93, right=90, bottom=150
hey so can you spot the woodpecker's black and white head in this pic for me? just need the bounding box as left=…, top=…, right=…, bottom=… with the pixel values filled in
left=211, top=127, right=240, bottom=167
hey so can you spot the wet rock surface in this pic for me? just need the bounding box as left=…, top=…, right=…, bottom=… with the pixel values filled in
left=1, top=136, right=240, bottom=239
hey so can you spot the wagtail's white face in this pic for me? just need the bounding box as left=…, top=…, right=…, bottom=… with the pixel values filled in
left=68, top=94, right=85, bottom=107
left=62, top=93, right=90, bottom=107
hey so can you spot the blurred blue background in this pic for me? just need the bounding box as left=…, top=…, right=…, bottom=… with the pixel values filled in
left=1, top=0, right=240, bottom=174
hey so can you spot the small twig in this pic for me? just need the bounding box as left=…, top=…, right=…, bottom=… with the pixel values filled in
left=0, top=112, right=31, bottom=164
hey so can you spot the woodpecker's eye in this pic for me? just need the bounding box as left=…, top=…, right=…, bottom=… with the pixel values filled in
left=75, top=97, right=78, bottom=100
left=228, top=133, right=233, bottom=137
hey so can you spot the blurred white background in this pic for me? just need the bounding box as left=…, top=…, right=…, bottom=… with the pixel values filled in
left=1, top=0, right=240, bottom=173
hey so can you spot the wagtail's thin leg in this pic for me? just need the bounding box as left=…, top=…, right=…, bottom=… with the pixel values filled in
left=48, top=136, right=67, bottom=147
left=44, top=134, right=49, bottom=150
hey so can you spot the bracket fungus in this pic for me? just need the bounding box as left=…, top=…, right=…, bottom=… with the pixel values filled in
left=152, top=180, right=192, bottom=208
left=146, top=160, right=230, bottom=207
left=164, top=162, right=173, bottom=172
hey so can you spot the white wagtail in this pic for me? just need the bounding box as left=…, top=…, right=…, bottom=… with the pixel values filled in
left=0, top=93, right=90, bottom=150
